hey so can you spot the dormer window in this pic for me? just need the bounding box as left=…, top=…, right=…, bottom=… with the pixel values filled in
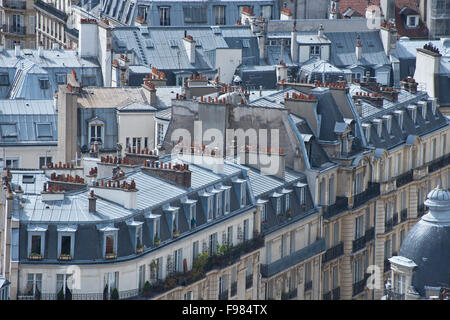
left=27, top=225, right=47, bottom=260
left=394, top=111, right=404, bottom=131
left=373, top=119, right=382, bottom=138
left=57, top=225, right=76, bottom=260
left=276, top=197, right=281, bottom=214
left=362, top=123, right=371, bottom=144
left=383, top=115, right=392, bottom=135
left=154, top=217, right=160, bottom=243
left=285, top=193, right=290, bottom=211
left=408, top=105, right=417, bottom=124
left=406, top=15, right=418, bottom=28
left=97, top=225, right=119, bottom=259
left=136, top=225, right=143, bottom=250
left=233, top=178, right=247, bottom=209
left=39, top=78, right=49, bottom=90
left=224, top=189, right=231, bottom=214
left=172, top=211, right=179, bottom=236
left=216, top=192, right=223, bottom=217
left=88, top=119, right=105, bottom=146
left=1, top=124, right=17, bottom=138
left=310, top=45, right=320, bottom=57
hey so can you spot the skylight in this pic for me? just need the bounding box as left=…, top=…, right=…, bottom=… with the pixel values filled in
left=36, top=123, right=52, bottom=138
left=0, top=124, right=17, bottom=138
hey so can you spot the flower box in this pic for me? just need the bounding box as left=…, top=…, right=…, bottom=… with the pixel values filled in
left=105, top=253, right=117, bottom=259
left=173, top=230, right=180, bottom=238
left=58, top=254, right=72, bottom=261
left=154, top=239, right=160, bottom=246
left=29, top=253, right=42, bottom=260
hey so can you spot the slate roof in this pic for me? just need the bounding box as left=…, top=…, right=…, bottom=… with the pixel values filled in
left=0, top=100, right=57, bottom=146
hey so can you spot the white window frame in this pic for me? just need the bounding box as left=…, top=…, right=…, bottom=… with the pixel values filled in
left=88, top=119, right=105, bottom=146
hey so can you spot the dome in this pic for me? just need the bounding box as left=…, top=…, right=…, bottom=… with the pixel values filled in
left=398, top=220, right=450, bottom=297
left=426, top=186, right=450, bottom=202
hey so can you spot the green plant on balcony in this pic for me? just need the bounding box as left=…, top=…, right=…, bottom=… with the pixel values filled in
left=281, top=291, right=288, bottom=300
left=29, top=252, right=42, bottom=260
left=58, top=253, right=72, bottom=261
left=154, top=236, right=160, bottom=245
left=143, top=281, right=152, bottom=297
left=173, top=230, right=180, bottom=238
left=136, top=244, right=144, bottom=253
left=111, top=287, right=119, bottom=300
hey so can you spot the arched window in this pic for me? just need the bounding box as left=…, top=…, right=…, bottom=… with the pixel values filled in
left=88, top=118, right=105, bottom=147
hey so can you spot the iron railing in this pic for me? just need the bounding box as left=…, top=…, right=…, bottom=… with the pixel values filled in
left=332, top=286, right=340, bottom=300
left=385, top=218, right=393, bottom=232
left=304, top=280, right=312, bottom=291
left=323, top=197, right=348, bottom=220
left=352, top=274, right=370, bottom=297
left=352, top=235, right=366, bottom=253
left=392, top=212, right=398, bottom=226
left=260, top=239, right=325, bottom=278
left=1, top=0, right=26, bottom=9
left=385, top=289, right=405, bottom=300
left=322, top=291, right=332, bottom=300
left=2, top=24, right=26, bottom=34
left=396, top=170, right=413, bottom=188
left=353, top=182, right=380, bottom=208
left=322, top=242, right=344, bottom=264
left=219, top=289, right=228, bottom=300
left=428, top=153, right=450, bottom=173
left=281, top=289, right=297, bottom=300
left=384, top=258, right=391, bottom=273
left=365, top=227, right=375, bottom=242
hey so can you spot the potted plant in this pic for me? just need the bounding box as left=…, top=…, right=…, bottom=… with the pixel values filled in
left=154, top=236, right=160, bottom=245
left=173, top=230, right=180, bottom=238
left=57, top=288, right=65, bottom=300
left=29, top=252, right=42, bottom=260
left=136, top=244, right=144, bottom=253
left=111, top=287, right=119, bottom=300
left=142, top=281, right=152, bottom=298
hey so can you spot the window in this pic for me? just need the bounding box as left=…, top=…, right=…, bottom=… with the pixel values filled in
left=332, top=266, right=338, bottom=289
left=137, top=6, right=148, bottom=21
left=243, top=219, right=249, bottom=241
left=355, top=215, right=364, bottom=239
left=1, top=124, right=17, bottom=138
left=132, top=137, right=141, bottom=153
left=125, top=3, right=134, bottom=24
left=266, top=241, right=271, bottom=264
left=26, top=274, right=42, bottom=297
left=82, top=76, right=96, bottom=86
left=214, top=6, right=225, bottom=25
left=36, top=123, right=52, bottom=138
left=39, top=156, right=52, bottom=168
left=157, top=123, right=164, bottom=145
left=353, top=256, right=363, bottom=283
left=299, top=187, right=306, bottom=205
left=290, top=230, right=296, bottom=254
left=174, top=248, right=183, bottom=272
left=60, top=236, right=71, bottom=255
left=219, top=275, right=228, bottom=297
left=261, top=204, right=266, bottom=222
left=305, top=262, right=312, bottom=283
left=400, top=229, right=405, bottom=247
left=407, top=15, right=417, bottom=27
left=0, top=73, right=9, bottom=86
left=432, top=138, right=437, bottom=160
left=441, top=134, right=447, bottom=156
left=192, top=241, right=199, bottom=262
left=276, top=197, right=281, bottom=214
left=395, top=153, right=401, bottom=176
left=144, top=137, right=148, bottom=149
left=422, top=142, right=427, bottom=165
left=105, top=235, right=115, bottom=255
left=333, top=222, right=339, bottom=245
left=104, top=272, right=119, bottom=299
left=365, top=207, right=371, bottom=230
left=319, top=179, right=325, bottom=205
left=184, top=291, right=193, bottom=300
left=183, top=6, right=207, bottom=24
left=354, top=172, right=364, bottom=195
left=261, top=5, right=272, bottom=19
left=285, top=193, right=290, bottom=211
left=392, top=233, right=396, bottom=255
left=136, top=225, right=143, bottom=250
left=209, top=233, right=218, bottom=255
left=138, top=265, right=145, bottom=292
left=310, top=45, right=320, bottom=57
left=323, top=269, right=329, bottom=293
left=159, top=7, right=170, bottom=26
left=172, top=212, right=179, bottom=235
left=216, top=193, right=222, bottom=217
left=394, top=273, right=406, bottom=295
left=384, top=239, right=391, bottom=260
left=31, top=235, right=42, bottom=255
left=325, top=225, right=330, bottom=249
left=328, top=176, right=335, bottom=205
left=227, top=226, right=233, bottom=247
left=39, top=79, right=49, bottom=89
left=56, top=73, right=66, bottom=84
left=5, top=158, right=19, bottom=168
left=240, top=184, right=246, bottom=207
left=23, top=175, right=35, bottom=184
left=56, top=274, right=72, bottom=299
left=224, top=189, right=231, bottom=214
left=89, top=120, right=104, bottom=145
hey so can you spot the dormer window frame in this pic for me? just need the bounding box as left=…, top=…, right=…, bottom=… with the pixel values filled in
left=406, top=15, right=419, bottom=28
left=224, top=188, right=231, bottom=214
left=27, top=225, right=47, bottom=258
left=408, top=105, right=417, bottom=126
left=56, top=225, right=77, bottom=259
left=394, top=110, right=404, bottom=132
left=104, top=231, right=118, bottom=258
left=88, top=118, right=105, bottom=147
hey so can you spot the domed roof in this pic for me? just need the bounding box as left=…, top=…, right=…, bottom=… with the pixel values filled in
left=399, top=220, right=450, bottom=297
left=426, top=186, right=450, bottom=202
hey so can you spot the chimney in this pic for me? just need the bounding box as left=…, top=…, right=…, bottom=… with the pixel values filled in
left=92, top=179, right=138, bottom=210
left=89, top=189, right=97, bottom=212
left=318, top=24, right=324, bottom=38
left=183, top=34, right=196, bottom=64
left=38, top=45, right=44, bottom=57
left=78, top=19, right=99, bottom=58
left=280, top=8, right=292, bottom=20
left=380, top=21, right=397, bottom=56
left=142, top=79, right=157, bottom=105
left=257, top=33, right=266, bottom=61
left=291, top=24, right=298, bottom=63
left=142, top=162, right=192, bottom=188
left=284, top=91, right=319, bottom=135
left=52, top=42, right=59, bottom=50
left=355, top=35, right=362, bottom=60
left=413, top=44, right=441, bottom=99
left=240, top=6, right=255, bottom=25
left=276, top=61, right=288, bottom=82
left=329, top=0, right=339, bottom=19
left=14, top=43, right=21, bottom=57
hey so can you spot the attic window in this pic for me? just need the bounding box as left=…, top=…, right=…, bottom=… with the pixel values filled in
left=168, top=39, right=178, bottom=47
left=367, top=41, right=375, bottom=48
left=195, top=39, right=202, bottom=47
left=39, top=79, right=49, bottom=90
left=23, top=175, right=35, bottom=184
left=0, top=124, right=17, bottom=138
left=211, top=26, right=221, bottom=35
left=0, top=73, right=9, bottom=86
left=145, top=39, right=154, bottom=48
left=336, top=42, right=343, bottom=49
left=36, top=123, right=52, bottom=138
left=242, top=39, right=250, bottom=48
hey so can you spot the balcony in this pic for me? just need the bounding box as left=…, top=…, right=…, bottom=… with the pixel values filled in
left=33, top=0, right=68, bottom=23
left=400, top=209, right=408, bottom=222
left=385, top=218, right=393, bottom=233
left=392, top=212, right=398, bottom=226
left=353, top=182, right=380, bottom=208
left=304, top=280, right=312, bottom=291
left=332, top=286, right=340, bottom=300
left=2, top=24, right=26, bottom=35
left=281, top=288, right=297, bottom=300
left=322, top=291, right=332, bottom=300
left=218, top=289, right=228, bottom=300
left=365, top=227, right=375, bottom=242
left=245, top=274, right=253, bottom=290
left=0, top=0, right=26, bottom=10
left=323, top=197, right=348, bottom=220
left=428, top=153, right=450, bottom=173
left=260, top=239, right=325, bottom=278
left=322, top=242, right=344, bottom=264
left=352, top=274, right=370, bottom=297
left=396, top=170, right=413, bottom=188
left=385, top=289, right=405, bottom=300
left=352, top=235, right=366, bottom=253
left=230, top=282, right=237, bottom=297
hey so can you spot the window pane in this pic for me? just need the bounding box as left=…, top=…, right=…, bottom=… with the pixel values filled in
left=31, top=235, right=41, bottom=254
left=61, top=236, right=71, bottom=255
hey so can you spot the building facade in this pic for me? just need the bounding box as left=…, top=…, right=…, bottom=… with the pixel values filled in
left=0, top=0, right=36, bottom=49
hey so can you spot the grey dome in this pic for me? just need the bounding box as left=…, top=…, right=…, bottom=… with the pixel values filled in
left=398, top=220, right=450, bottom=297
left=426, top=186, right=450, bottom=202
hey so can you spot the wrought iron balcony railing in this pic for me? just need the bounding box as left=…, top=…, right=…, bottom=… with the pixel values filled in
left=352, top=235, right=366, bottom=253
left=2, top=24, right=26, bottom=34
left=365, top=227, right=375, bottom=242
left=332, top=286, right=340, bottom=300
left=428, top=153, right=450, bottom=173
left=322, top=242, right=344, bottom=264
left=392, top=212, right=398, bottom=226
left=353, top=182, right=380, bottom=208
left=384, top=258, right=391, bottom=273
left=1, top=0, right=26, bottom=10
left=385, top=218, right=393, bottom=233
left=323, top=197, right=348, bottom=220
left=219, top=289, right=228, bottom=300
left=396, top=170, right=413, bottom=188
left=352, top=273, right=370, bottom=297
left=304, top=280, right=312, bottom=291
left=322, top=291, right=332, bottom=300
